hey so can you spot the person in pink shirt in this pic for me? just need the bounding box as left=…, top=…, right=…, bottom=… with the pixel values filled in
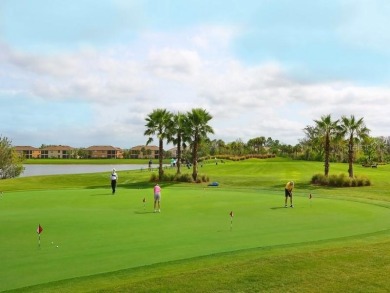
left=153, top=183, right=161, bottom=213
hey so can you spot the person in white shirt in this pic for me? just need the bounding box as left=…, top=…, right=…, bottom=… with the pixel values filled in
left=110, top=169, right=118, bottom=194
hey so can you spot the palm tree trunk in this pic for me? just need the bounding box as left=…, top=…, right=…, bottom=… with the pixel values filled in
left=159, top=138, right=164, bottom=180
left=324, top=133, right=330, bottom=176
left=348, top=138, right=354, bottom=178
left=176, top=136, right=182, bottom=175
left=192, top=140, right=198, bottom=181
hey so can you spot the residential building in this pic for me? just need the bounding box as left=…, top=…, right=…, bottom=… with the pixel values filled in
left=168, top=147, right=178, bottom=158
left=129, top=145, right=160, bottom=159
left=86, top=145, right=123, bottom=159
left=14, top=146, right=41, bottom=159
left=41, top=145, right=74, bottom=159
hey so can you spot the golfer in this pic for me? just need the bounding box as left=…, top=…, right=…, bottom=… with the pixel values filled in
left=110, top=168, right=118, bottom=194
left=153, top=183, right=161, bottom=213
left=285, top=181, right=294, bottom=208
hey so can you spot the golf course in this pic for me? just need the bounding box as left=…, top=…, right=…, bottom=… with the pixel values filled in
left=1, top=158, right=389, bottom=292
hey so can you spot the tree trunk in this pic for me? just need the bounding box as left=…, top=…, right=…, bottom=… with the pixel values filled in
left=176, top=136, right=181, bottom=175
left=159, top=138, right=164, bottom=180
left=348, top=138, right=354, bottom=178
left=192, top=140, right=198, bottom=181
left=324, top=133, right=330, bottom=176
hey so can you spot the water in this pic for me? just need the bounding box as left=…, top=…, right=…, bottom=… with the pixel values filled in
left=20, top=164, right=157, bottom=177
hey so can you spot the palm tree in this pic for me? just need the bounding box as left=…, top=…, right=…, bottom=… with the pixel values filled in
left=338, top=115, right=370, bottom=178
left=168, top=112, right=190, bottom=175
left=144, top=109, right=173, bottom=181
left=313, top=114, right=339, bottom=176
left=247, top=137, right=266, bottom=154
left=186, top=108, right=214, bottom=181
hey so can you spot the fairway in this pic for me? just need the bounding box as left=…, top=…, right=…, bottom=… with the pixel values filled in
left=1, top=186, right=389, bottom=291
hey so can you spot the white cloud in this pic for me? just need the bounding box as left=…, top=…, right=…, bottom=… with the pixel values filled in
left=1, top=24, right=390, bottom=148
left=147, top=48, right=202, bottom=80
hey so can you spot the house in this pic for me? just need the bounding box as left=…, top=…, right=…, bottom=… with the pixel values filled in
left=168, top=147, right=178, bottom=158
left=14, top=146, right=41, bottom=159
left=40, top=145, right=75, bottom=159
left=129, top=145, right=160, bottom=159
left=86, top=145, right=123, bottom=159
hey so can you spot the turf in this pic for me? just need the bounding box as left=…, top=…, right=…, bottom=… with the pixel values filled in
left=0, top=158, right=389, bottom=292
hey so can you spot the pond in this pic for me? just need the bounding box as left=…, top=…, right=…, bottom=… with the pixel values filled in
left=20, top=164, right=157, bottom=177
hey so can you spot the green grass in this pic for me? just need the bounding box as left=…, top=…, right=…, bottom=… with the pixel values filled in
left=1, top=158, right=389, bottom=292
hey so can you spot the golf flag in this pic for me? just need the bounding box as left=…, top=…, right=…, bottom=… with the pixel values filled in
left=37, top=224, right=43, bottom=248
left=37, top=224, right=43, bottom=234
left=309, top=193, right=312, bottom=199
left=229, top=211, right=234, bottom=231
left=143, top=197, right=146, bottom=203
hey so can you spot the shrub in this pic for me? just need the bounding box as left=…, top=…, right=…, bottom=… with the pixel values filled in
left=162, top=173, right=176, bottom=181
left=150, top=173, right=158, bottom=182
left=176, top=173, right=193, bottom=183
left=311, top=173, right=371, bottom=187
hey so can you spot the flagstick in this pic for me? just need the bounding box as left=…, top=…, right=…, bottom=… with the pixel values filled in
left=38, top=234, right=41, bottom=248
left=229, top=211, right=234, bottom=231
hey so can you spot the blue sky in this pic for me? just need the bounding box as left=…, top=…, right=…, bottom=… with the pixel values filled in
left=1, top=0, right=389, bottom=148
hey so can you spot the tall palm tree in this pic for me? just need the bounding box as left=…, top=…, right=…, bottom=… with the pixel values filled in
left=186, top=108, right=214, bottom=181
left=144, top=109, right=173, bottom=181
left=338, top=115, right=370, bottom=178
left=168, top=112, right=190, bottom=175
left=314, top=114, right=339, bottom=176
left=247, top=137, right=266, bottom=154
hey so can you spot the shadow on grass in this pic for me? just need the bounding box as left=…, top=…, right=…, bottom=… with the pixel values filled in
left=85, top=181, right=179, bottom=190
left=270, top=206, right=287, bottom=210
left=89, top=193, right=112, bottom=196
left=134, top=211, right=156, bottom=214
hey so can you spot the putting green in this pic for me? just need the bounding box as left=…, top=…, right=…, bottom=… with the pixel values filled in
left=1, top=187, right=389, bottom=291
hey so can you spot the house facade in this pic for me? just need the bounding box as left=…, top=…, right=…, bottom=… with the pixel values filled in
left=168, top=147, right=178, bottom=158
left=129, top=145, right=160, bottom=159
left=86, top=145, right=123, bottom=159
left=14, top=146, right=41, bottom=159
left=40, top=145, right=75, bottom=159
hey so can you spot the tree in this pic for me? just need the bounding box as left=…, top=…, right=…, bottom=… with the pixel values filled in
left=168, top=112, right=190, bottom=175
left=313, top=114, right=339, bottom=176
left=247, top=137, right=266, bottom=154
left=0, top=136, right=24, bottom=179
left=338, top=115, right=370, bottom=178
left=144, top=109, right=173, bottom=181
left=186, top=108, right=214, bottom=181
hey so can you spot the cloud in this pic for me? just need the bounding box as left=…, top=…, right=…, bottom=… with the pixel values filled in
left=1, top=24, right=390, bottom=148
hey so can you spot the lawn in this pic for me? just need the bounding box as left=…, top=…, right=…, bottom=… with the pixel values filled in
left=0, top=158, right=389, bottom=292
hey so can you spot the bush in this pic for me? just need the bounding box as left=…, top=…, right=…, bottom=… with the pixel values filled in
left=150, top=172, right=210, bottom=184
left=311, top=173, right=371, bottom=187
left=150, top=173, right=158, bottom=182
left=176, top=173, right=193, bottom=183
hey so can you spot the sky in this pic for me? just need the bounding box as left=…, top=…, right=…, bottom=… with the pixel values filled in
left=1, top=0, right=390, bottom=149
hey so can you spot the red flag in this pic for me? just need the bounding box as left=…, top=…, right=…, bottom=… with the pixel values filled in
left=229, top=211, right=234, bottom=218
left=37, top=224, right=43, bottom=234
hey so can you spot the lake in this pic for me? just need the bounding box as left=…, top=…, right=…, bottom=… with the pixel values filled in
left=20, top=164, right=157, bottom=177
